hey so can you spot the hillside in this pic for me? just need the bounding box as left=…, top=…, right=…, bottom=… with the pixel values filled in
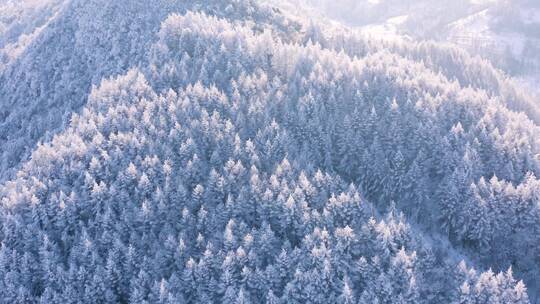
left=276, top=0, right=540, bottom=97
left=0, top=0, right=297, bottom=181
left=0, top=0, right=539, bottom=303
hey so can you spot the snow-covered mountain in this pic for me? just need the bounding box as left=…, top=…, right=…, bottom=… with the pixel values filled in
left=445, top=1, right=540, bottom=91
left=277, top=0, right=540, bottom=96
left=0, top=0, right=296, bottom=180
left=0, top=0, right=539, bottom=303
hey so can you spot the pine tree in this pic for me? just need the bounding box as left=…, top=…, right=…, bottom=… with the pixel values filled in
left=337, top=276, right=355, bottom=304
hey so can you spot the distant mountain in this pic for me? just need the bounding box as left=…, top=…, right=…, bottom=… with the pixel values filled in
left=445, top=1, right=540, bottom=92
left=0, top=0, right=538, bottom=303
left=276, top=0, right=540, bottom=96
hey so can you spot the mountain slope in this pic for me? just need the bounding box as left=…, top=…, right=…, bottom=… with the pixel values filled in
left=0, top=7, right=539, bottom=303
left=0, top=1, right=539, bottom=303
left=0, top=0, right=296, bottom=180
left=269, top=0, right=540, bottom=125
left=0, top=0, right=66, bottom=70
left=149, top=11, right=540, bottom=296
left=274, top=0, right=540, bottom=97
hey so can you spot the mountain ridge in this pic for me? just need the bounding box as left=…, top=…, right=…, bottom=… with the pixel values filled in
left=0, top=1, right=538, bottom=303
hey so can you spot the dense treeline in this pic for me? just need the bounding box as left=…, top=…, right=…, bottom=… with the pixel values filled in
left=0, top=9, right=538, bottom=302
left=2, top=0, right=538, bottom=184
left=0, top=0, right=298, bottom=181
left=148, top=12, right=540, bottom=288
left=297, top=20, right=540, bottom=124
left=0, top=67, right=528, bottom=303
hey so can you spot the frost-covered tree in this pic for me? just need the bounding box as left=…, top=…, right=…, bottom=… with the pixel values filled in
left=0, top=1, right=538, bottom=303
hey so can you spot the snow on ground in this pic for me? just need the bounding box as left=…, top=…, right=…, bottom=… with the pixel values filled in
left=359, top=14, right=410, bottom=41
left=446, top=7, right=537, bottom=58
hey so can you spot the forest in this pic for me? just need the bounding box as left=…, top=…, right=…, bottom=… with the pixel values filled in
left=0, top=0, right=538, bottom=303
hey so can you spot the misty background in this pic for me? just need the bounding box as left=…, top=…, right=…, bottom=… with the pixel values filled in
left=269, top=0, right=540, bottom=96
